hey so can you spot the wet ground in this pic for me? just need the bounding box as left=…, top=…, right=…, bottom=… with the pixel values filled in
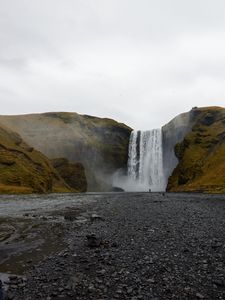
left=0, top=193, right=99, bottom=280
left=1, top=192, right=225, bottom=299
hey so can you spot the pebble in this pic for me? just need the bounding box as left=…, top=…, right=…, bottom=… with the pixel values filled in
left=196, top=292, right=205, bottom=299
left=213, top=279, right=225, bottom=287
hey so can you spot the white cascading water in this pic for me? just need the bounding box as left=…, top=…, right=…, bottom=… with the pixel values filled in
left=127, top=129, right=166, bottom=192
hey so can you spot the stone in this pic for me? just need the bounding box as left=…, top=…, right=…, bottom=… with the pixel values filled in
left=9, top=276, right=17, bottom=281
left=88, top=284, right=95, bottom=292
left=96, top=269, right=106, bottom=276
left=212, top=279, right=225, bottom=287
left=196, top=292, right=205, bottom=299
left=86, top=234, right=102, bottom=248
left=127, top=287, right=133, bottom=294
left=147, top=278, right=156, bottom=284
left=90, top=214, right=104, bottom=222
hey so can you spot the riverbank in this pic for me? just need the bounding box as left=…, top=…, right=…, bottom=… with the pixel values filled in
left=1, top=192, right=225, bottom=299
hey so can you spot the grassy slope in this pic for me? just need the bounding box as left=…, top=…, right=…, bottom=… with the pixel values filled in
left=0, top=124, right=72, bottom=194
left=167, top=107, right=225, bottom=193
left=0, top=112, right=132, bottom=191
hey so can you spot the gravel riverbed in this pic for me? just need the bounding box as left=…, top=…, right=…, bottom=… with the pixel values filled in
left=1, top=192, right=225, bottom=300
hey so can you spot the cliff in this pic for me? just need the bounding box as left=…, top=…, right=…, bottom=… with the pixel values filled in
left=51, top=158, right=87, bottom=192
left=0, top=124, right=72, bottom=194
left=167, top=106, right=225, bottom=193
left=162, top=111, right=194, bottom=185
left=0, top=112, right=132, bottom=191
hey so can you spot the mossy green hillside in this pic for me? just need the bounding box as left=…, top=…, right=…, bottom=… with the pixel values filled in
left=0, top=124, right=72, bottom=194
left=167, top=107, right=225, bottom=193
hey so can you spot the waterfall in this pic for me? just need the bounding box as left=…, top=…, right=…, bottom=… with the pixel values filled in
left=127, top=129, right=166, bottom=192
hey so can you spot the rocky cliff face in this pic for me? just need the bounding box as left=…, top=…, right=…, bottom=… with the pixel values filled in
left=0, top=112, right=132, bottom=191
left=167, top=107, right=225, bottom=193
left=51, top=158, right=87, bottom=192
left=0, top=124, right=72, bottom=194
left=162, top=109, right=197, bottom=185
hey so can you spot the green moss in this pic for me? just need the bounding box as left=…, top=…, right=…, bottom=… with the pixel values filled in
left=0, top=124, right=72, bottom=194
left=167, top=107, right=225, bottom=193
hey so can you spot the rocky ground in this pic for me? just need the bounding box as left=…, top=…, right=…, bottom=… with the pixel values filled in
left=1, top=192, right=225, bottom=299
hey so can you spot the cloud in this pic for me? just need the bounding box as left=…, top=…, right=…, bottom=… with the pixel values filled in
left=1, top=0, right=225, bottom=129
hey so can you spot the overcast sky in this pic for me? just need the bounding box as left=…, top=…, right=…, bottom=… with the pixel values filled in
left=1, top=0, right=225, bottom=129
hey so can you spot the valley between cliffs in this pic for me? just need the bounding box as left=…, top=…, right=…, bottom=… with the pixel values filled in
left=1, top=106, right=225, bottom=194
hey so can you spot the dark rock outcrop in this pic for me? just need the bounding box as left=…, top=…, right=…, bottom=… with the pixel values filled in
left=111, top=186, right=125, bottom=192
left=51, top=158, right=87, bottom=192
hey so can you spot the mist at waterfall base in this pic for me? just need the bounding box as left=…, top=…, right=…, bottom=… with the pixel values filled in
left=113, top=129, right=167, bottom=192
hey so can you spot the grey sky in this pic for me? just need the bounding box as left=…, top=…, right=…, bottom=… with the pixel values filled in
left=1, top=0, right=225, bottom=129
